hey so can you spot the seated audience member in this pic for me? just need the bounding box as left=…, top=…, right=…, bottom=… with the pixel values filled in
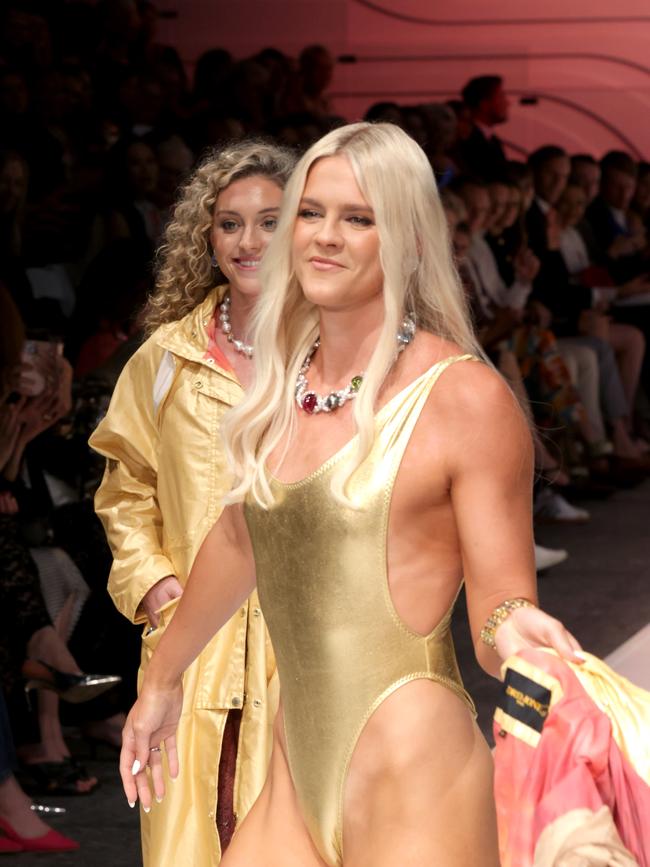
left=526, top=147, right=648, bottom=467
left=401, top=105, right=428, bottom=149
left=102, top=137, right=163, bottom=254
left=451, top=219, right=591, bottom=522
left=363, top=101, right=402, bottom=126
left=569, top=153, right=601, bottom=259
left=154, top=134, right=194, bottom=218
left=190, top=48, right=234, bottom=115
left=486, top=178, right=528, bottom=286
left=455, top=75, right=509, bottom=180
left=0, top=285, right=117, bottom=797
left=288, top=44, right=334, bottom=117
left=70, top=239, right=151, bottom=378
left=454, top=177, right=538, bottom=313
left=556, top=183, right=646, bottom=413
left=506, top=160, right=536, bottom=214
left=586, top=151, right=649, bottom=283
left=571, top=154, right=601, bottom=206
left=419, top=102, right=459, bottom=186
left=526, top=146, right=644, bottom=330
left=446, top=99, right=473, bottom=148
left=631, top=161, right=650, bottom=231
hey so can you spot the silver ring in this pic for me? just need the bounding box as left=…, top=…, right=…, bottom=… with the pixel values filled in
left=149, top=746, right=162, bottom=752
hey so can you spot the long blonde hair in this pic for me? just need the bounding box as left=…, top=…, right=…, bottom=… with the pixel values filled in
left=224, top=122, right=483, bottom=507
left=143, top=140, right=296, bottom=335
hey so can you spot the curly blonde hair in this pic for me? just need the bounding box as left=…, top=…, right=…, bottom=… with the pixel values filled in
left=143, top=140, right=297, bottom=335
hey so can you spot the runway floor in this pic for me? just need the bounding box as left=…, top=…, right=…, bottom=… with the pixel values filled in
left=15, top=479, right=650, bottom=866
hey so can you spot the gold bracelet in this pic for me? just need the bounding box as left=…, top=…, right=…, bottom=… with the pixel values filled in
left=480, top=598, right=536, bottom=648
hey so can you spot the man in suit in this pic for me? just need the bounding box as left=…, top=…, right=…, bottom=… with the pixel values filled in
left=455, top=75, right=509, bottom=181
left=586, top=151, right=647, bottom=283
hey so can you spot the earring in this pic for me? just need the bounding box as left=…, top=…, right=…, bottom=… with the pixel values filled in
left=211, top=254, right=218, bottom=267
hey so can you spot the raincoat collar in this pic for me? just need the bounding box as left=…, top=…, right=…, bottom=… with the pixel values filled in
left=155, top=285, right=240, bottom=386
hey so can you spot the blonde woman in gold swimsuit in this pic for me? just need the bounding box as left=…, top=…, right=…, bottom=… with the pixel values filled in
left=118, top=123, right=583, bottom=867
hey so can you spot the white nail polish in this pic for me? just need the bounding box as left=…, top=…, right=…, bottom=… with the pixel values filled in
left=128, top=801, right=136, bottom=809
left=143, top=805, right=151, bottom=814
left=155, top=796, right=163, bottom=803
left=131, top=760, right=141, bottom=775
left=575, top=651, right=587, bottom=660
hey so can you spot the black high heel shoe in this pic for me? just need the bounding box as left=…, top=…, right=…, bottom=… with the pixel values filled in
left=22, top=659, right=121, bottom=704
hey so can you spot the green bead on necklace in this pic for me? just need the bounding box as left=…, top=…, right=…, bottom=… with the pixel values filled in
left=295, top=313, right=416, bottom=415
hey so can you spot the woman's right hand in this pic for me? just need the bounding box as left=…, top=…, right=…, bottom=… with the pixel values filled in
left=141, top=576, right=184, bottom=627
left=120, top=680, right=184, bottom=811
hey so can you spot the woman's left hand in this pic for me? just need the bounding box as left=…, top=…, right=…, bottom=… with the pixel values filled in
left=494, top=606, right=583, bottom=666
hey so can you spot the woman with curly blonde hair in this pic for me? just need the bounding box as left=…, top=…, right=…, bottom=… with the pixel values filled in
left=89, top=139, right=296, bottom=866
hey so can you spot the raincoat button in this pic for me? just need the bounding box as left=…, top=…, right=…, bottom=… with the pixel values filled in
left=253, top=608, right=261, bottom=617
left=231, top=696, right=242, bottom=708
left=195, top=380, right=203, bottom=389
left=253, top=699, right=262, bottom=708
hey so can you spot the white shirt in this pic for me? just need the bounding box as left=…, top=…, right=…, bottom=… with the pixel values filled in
left=609, top=207, right=628, bottom=231
left=559, top=226, right=618, bottom=308
left=559, top=227, right=591, bottom=275
left=469, top=234, right=532, bottom=311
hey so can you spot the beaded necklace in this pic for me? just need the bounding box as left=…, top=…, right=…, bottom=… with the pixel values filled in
left=295, top=314, right=416, bottom=414
left=218, top=293, right=254, bottom=358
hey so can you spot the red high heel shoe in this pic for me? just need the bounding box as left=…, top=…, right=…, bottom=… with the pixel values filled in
left=0, top=835, right=24, bottom=852
left=0, top=817, right=78, bottom=852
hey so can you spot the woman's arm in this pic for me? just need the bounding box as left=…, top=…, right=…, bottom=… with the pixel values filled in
left=120, top=502, right=255, bottom=809
left=446, top=363, right=581, bottom=677
left=89, top=340, right=178, bottom=624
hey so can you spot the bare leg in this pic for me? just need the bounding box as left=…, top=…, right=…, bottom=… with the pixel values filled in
left=26, top=626, right=81, bottom=675
left=0, top=775, right=51, bottom=839
left=222, top=710, right=327, bottom=867
left=36, top=693, right=68, bottom=761
left=53, top=593, right=77, bottom=644
left=609, top=323, right=645, bottom=417
left=343, top=681, right=499, bottom=867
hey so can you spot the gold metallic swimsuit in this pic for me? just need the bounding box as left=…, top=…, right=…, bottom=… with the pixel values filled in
left=244, top=355, right=477, bottom=866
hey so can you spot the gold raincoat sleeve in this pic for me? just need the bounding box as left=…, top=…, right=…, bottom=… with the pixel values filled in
left=89, top=336, right=175, bottom=624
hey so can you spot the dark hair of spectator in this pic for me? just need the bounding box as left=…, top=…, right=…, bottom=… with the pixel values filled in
left=600, top=150, right=638, bottom=179
left=448, top=175, right=487, bottom=195
left=637, top=161, right=650, bottom=180
left=461, top=76, right=503, bottom=110
left=192, top=48, right=233, bottom=101
left=571, top=153, right=598, bottom=168
left=527, top=145, right=567, bottom=173
left=505, top=160, right=532, bottom=179
left=364, top=101, right=402, bottom=123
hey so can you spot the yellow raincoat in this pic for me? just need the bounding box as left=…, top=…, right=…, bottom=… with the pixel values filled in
left=89, top=287, right=277, bottom=866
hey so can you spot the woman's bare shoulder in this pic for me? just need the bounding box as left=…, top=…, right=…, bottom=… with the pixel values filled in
left=422, top=353, right=531, bottom=455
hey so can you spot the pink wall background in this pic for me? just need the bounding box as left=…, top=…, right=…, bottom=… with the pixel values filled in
left=158, top=0, right=650, bottom=158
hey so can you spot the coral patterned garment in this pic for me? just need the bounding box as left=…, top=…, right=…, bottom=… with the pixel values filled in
left=204, top=308, right=234, bottom=372
left=493, top=648, right=650, bottom=867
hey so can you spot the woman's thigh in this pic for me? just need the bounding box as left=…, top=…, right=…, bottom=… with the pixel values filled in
left=222, top=710, right=329, bottom=867
left=342, top=679, right=499, bottom=867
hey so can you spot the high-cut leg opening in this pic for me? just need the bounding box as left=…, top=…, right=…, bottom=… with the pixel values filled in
left=337, top=673, right=475, bottom=862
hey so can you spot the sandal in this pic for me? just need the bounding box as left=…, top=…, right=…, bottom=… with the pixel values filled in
left=17, top=757, right=100, bottom=797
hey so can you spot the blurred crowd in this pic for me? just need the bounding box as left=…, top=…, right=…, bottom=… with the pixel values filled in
left=1, top=0, right=650, bottom=854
